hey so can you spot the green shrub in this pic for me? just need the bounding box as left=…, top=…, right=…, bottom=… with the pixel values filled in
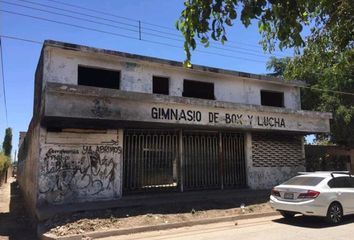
left=0, top=152, right=11, bottom=172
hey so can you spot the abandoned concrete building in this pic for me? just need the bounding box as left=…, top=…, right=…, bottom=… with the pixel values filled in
left=18, top=40, right=332, bottom=218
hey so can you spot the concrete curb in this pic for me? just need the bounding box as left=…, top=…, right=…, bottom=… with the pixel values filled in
left=38, top=211, right=279, bottom=240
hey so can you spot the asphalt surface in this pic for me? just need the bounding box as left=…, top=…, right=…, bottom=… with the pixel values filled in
left=100, top=214, right=354, bottom=240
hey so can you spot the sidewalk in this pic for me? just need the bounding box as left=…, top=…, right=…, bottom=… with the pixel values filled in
left=0, top=178, right=37, bottom=240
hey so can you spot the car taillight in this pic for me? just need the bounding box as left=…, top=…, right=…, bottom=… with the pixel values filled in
left=298, top=190, right=320, bottom=199
left=271, top=188, right=280, bottom=197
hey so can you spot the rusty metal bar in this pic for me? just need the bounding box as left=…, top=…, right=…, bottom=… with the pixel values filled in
left=123, top=129, right=179, bottom=193
left=179, top=130, right=184, bottom=192
left=219, top=132, right=224, bottom=189
left=124, top=130, right=246, bottom=193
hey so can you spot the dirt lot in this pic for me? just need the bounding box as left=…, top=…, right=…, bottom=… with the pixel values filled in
left=1, top=178, right=274, bottom=239
left=0, top=178, right=37, bottom=240
left=44, top=202, right=273, bottom=237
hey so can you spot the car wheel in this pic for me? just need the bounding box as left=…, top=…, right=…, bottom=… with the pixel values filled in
left=279, top=211, right=295, bottom=218
left=326, top=202, right=343, bottom=224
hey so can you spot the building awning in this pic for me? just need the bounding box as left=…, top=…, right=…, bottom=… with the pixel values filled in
left=41, top=82, right=332, bottom=133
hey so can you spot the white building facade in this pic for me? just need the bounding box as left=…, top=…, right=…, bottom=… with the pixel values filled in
left=18, top=40, right=331, bottom=218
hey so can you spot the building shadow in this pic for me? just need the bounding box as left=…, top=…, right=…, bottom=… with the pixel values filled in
left=0, top=180, right=38, bottom=240
left=272, top=214, right=354, bottom=229
left=42, top=188, right=271, bottom=233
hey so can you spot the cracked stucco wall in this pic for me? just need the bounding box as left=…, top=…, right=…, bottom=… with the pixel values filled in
left=42, top=47, right=301, bottom=110
left=37, top=129, right=124, bottom=205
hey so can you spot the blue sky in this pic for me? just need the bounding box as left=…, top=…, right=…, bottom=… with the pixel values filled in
left=0, top=0, right=311, bottom=158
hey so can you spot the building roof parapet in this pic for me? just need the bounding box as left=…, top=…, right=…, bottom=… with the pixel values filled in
left=42, top=40, right=306, bottom=87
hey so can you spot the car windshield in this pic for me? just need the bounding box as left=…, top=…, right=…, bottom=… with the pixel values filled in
left=282, top=176, right=325, bottom=186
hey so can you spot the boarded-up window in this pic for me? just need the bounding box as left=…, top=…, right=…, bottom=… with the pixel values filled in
left=78, top=66, right=120, bottom=89
left=261, top=90, right=284, bottom=107
left=153, top=76, right=169, bottom=95
left=183, top=80, right=215, bottom=100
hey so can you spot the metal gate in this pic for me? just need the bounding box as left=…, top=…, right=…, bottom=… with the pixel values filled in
left=182, top=131, right=220, bottom=190
left=123, top=129, right=179, bottom=192
left=222, top=133, right=246, bottom=188
left=124, top=129, right=246, bottom=193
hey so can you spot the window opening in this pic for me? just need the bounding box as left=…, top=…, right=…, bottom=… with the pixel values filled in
left=183, top=80, right=215, bottom=100
left=78, top=66, right=120, bottom=89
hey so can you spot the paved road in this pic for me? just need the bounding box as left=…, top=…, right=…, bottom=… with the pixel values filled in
left=100, top=215, right=354, bottom=240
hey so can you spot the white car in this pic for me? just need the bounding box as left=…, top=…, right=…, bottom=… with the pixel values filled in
left=270, top=171, right=354, bottom=224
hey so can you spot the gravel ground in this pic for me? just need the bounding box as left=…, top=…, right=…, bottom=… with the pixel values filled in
left=45, top=202, right=273, bottom=237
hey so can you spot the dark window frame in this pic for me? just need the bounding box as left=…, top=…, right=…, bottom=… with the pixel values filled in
left=78, top=65, right=120, bottom=90
left=260, top=90, right=284, bottom=108
left=182, top=79, right=215, bottom=100
left=152, top=75, right=169, bottom=95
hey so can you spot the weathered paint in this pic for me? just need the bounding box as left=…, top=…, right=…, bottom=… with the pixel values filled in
left=245, top=133, right=305, bottom=189
left=42, top=45, right=302, bottom=110
left=17, top=119, right=42, bottom=217
left=37, top=129, right=123, bottom=205
left=17, top=40, right=333, bottom=219
left=247, top=166, right=305, bottom=189
left=43, top=83, right=331, bottom=133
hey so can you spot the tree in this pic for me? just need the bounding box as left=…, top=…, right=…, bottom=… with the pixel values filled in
left=177, top=0, right=354, bottom=147
left=177, top=0, right=354, bottom=66
left=266, top=57, right=291, bottom=77
left=267, top=37, right=354, bottom=147
left=2, top=128, right=12, bottom=157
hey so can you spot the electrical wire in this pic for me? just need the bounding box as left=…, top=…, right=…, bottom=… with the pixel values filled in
left=0, top=9, right=269, bottom=63
left=0, top=9, right=139, bottom=40
left=14, top=0, right=139, bottom=28
left=0, top=34, right=353, bottom=97
left=0, top=37, right=9, bottom=126
left=41, top=0, right=138, bottom=23
left=13, top=0, right=290, bottom=57
left=3, top=0, right=272, bottom=60
left=38, top=0, right=271, bottom=49
left=1, top=1, right=139, bottom=34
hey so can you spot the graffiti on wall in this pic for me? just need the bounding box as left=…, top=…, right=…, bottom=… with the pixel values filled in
left=39, top=140, right=122, bottom=203
left=91, top=98, right=112, bottom=118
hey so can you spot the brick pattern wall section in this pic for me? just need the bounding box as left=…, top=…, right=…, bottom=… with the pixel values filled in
left=252, top=133, right=304, bottom=167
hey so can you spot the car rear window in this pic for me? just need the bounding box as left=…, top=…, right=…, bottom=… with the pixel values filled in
left=282, top=176, right=325, bottom=186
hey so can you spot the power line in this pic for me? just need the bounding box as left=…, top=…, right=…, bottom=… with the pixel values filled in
left=0, top=35, right=42, bottom=45
left=1, top=1, right=139, bottom=34
left=1, top=34, right=353, bottom=97
left=0, top=3, right=285, bottom=60
left=10, top=0, right=290, bottom=58
left=301, top=86, right=354, bottom=96
left=0, top=35, right=43, bottom=45
left=38, top=0, right=268, bottom=48
left=41, top=0, right=138, bottom=23
left=0, top=9, right=139, bottom=40
left=0, top=37, right=9, bottom=126
left=17, top=0, right=289, bottom=54
left=0, top=34, right=264, bottom=64
left=13, top=0, right=138, bottom=28
left=15, top=0, right=139, bottom=28
left=140, top=30, right=273, bottom=60
left=0, top=9, right=269, bottom=63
